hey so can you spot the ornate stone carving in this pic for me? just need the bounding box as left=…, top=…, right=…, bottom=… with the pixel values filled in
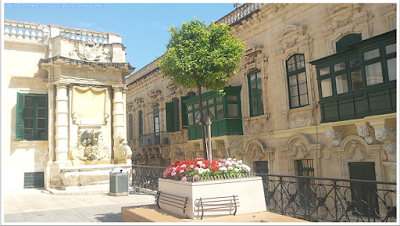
left=161, top=147, right=171, bottom=159
left=384, top=141, right=396, bottom=162
left=287, top=142, right=310, bottom=159
left=375, top=128, right=396, bottom=142
left=241, top=46, right=265, bottom=73
left=326, top=129, right=345, bottom=147
left=69, top=40, right=110, bottom=61
left=148, top=89, right=163, bottom=107
left=292, top=113, right=308, bottom=127
left=347, top=141, right=370, bottom=161
left=249, top=145, right=265, bottom=161
left=71, top=129, right=110, bottom=161
left=134, top=97, right=145, bottom=110
left=357, top=125, right=375, bottom=144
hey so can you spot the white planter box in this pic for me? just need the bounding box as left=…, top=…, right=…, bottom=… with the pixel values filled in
left=158, top=177, right=267, bottom=219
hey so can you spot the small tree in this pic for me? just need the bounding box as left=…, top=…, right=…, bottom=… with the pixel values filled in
left=157, top=18, right=245, bottom=160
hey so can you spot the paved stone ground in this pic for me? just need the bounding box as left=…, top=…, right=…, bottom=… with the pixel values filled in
left=3, top=188, right=155, bottom=223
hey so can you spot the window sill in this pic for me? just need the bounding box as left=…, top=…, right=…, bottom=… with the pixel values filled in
left=11, top=140, right=48, bottom=148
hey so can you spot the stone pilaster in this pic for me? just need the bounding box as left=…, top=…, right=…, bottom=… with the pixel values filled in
left=112, top=85, right=125, bottom=163
left=54, top=82, right=69, bottom=165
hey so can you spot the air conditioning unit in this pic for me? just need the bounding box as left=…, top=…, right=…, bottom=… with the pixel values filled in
left=109, top=168, right=129, bottom=196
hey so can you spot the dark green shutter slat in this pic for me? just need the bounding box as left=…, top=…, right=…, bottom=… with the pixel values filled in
left=181, top=96, right=190, bottom=129
left=166, top=102, right=175, bottom=132
left=16, top=93, right=25, bottom=139
left=138, top=112, right=143, bottom=136
left=129, top=115, right=133, bottom=140
left=173, top=99, right=180, bottom=131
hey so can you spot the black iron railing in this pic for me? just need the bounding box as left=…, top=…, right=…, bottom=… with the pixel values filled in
left=257, top=174, right=397, bottom=222
left=139, top=132, right=170, bottom=147
left=131, top=165, right=165, bottom=193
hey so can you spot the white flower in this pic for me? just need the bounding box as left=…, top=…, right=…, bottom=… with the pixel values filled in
left=181, top=164, right=186, bottom=168
left=226, top=161, right=232, bottom=166
left=197, top=161, right=203, bottom=165
left=205, top=169, right=210, bottom=173
left=233, top=158, right=237, bottom=161
left=237, top=160, right=242, bottom=165
left=227, top=158, right=232, bottom=162
left=228, top=166, right=233, bottom=170
left=234, top=168, right=239, bottom=172
left=198, top=168, right=204, bottom=174
left=190, top=165, right=194, bottom=168
left=219, top=166, right=227, bottom=171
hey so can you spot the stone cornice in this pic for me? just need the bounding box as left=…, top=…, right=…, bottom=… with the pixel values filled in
left=12, top=76, right=48, bottom=84
left=38, top=55, right=135, bottom=71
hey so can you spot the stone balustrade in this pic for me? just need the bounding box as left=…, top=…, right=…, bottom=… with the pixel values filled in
left=4, top=19, right=123, bottom=44
left=4, top=19, right=49, bottom=42
left=215, top=3, right=265, bottom=25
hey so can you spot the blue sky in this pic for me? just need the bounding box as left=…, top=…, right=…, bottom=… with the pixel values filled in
left=3, top=2, right=237, bottom=74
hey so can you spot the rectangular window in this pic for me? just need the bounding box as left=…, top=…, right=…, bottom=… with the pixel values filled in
left=364, top=48, right=380, bottom=61
left=248, top=70, right=264, bottom=116
left=387, top=58, right=397, bottom=81
left=319, top=67, right=330, bottom=76
left=173, top=99, right=179, bottom=131
left=24, top=172, right=44, bottom=188
left=350, top=58, right=360, bottom=68
left=129, top=115, right=133, bottom=140
left=351, top=70, right=363, bottom=91
left=334, top=62, right=346, bottom=71
left=188, top=113, right=193, bottom=125
left=138, top=111, right=143, bottom=136
left=335, top=74, right=349, bottom=94
left=321, top=78, right=333, bottom=98
left=16, top=93, right=48, bottom=140
left=365, top=62, right=383, bottom=86
left=153, top=106, right=160, bottom=144
left=228, top=104, right=238, bottom=117
left=217, top=105, right=224, bottom=119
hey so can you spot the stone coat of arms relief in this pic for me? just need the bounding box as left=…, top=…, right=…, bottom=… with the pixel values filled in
left=69, top=40, right=110, bottom=61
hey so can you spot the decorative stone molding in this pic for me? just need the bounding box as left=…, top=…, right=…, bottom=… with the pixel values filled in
left=69, top=39, right=110, bottom=62
left=70, top=129, right=110, bottom=161
left=384, top=142, right=396, bottom=165
left=148, top=89, right=163, bottom=107
left=134, top=97, right=145, bottom=111
left=347, top=141, right=370, bottom=162
left=161, top=147, right=171, bottom=159
left=243, top=114, right=270, bottom=134
left=323, top=4, right=373, bottom=55
left=357, top=125, right=375, bottom=145
left=287, top=142, right=310, bottom=159
left=326, top=129, right=345, bottom=147
left=240, top=45, right=266, bottom=74
left=169, top=130, right=187, bottom=145
left=246, top=139, right=267, bottom=161
left=379, top=3, right=397, bottom=31
left=12, top=76, right=48, bottom=84
left=228, top=139, right=244, bottom=156
left=375, top=128, right=396, bottom=142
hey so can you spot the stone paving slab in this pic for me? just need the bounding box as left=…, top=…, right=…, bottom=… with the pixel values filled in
left=3, top=188, right=155, bottom=223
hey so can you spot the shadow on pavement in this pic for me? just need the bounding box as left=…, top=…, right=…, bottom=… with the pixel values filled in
left=94, top=212, right=123, bottom=222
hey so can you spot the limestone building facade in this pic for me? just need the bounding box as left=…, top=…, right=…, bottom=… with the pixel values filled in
left=3, top=20, right=135, bottom=192
left=126, top=3, right=397, bottom=185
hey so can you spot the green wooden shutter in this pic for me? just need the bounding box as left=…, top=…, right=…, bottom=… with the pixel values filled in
left=138, top=112, right=143, bottom=136
left=166, top=102, right=175, bottom=132
left=16, top=93, right=25, bottom=140
left=129, top=115, right=133, bottom=140
left=173, top=99, right=180, bottom=131
left=181, top=96, right=190, bottom=129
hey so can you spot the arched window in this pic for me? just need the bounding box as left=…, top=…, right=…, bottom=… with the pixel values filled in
left=129, top=114, right=133, bottom=140
left=247, top=69, right=264, bottom=116
left=138, top=111, right=143, bottom=136
left=336, top=33, right=362, bottom=53
left=287, top=54, right=309, bottom=109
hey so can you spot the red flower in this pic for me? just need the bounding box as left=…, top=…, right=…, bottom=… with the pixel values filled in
left=204, top=160, right=209, bottom=164
left=211, top=166, right=219, bottom=171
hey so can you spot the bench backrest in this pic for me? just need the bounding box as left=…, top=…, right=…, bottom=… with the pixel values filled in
left=194, top=195, right=240, bottom=219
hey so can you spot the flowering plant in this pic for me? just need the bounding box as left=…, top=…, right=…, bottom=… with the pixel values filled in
left=163, top=158, right=251, bottom=182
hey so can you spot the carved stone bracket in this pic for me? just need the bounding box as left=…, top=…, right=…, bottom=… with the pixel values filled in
left=326, top=129, right=345, bottom=147
left=375, top=128, right=396, bottom=142
left=357, top=125, right=375, bottom=145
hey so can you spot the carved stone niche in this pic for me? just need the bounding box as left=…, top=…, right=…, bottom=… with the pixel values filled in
left=326, top=129, right=346, bottom=147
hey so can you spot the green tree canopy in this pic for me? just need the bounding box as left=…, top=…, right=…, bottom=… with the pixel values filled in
left=157, top=18, right=245, bottom=159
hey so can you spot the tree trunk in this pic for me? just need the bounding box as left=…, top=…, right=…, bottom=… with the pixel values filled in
left=198, top=84, right=208, bottom=160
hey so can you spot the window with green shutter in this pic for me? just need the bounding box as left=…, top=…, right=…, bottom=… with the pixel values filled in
left=184, top=86, right=242, bottom=140
left=138, top=111, right=143, bottom=136
left=16, top=93, right=48, bottom=140
left=336, top=33, right=362, bottom=53
left=153, top=106, right=160, bottom=144
left=348, top=162, right=379, bottom=217
left=286, top=54, right=309, bottom=109
left=311, top=30, right=396, bottom=123
left=247, top=70, right=264, bottom=116
left=129, top=115, right=133, bottom=140
left=165, top=101, right=175, bottom=132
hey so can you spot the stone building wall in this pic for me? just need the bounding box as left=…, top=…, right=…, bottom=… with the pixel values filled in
left=127, top=3, right=397, bottom=182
